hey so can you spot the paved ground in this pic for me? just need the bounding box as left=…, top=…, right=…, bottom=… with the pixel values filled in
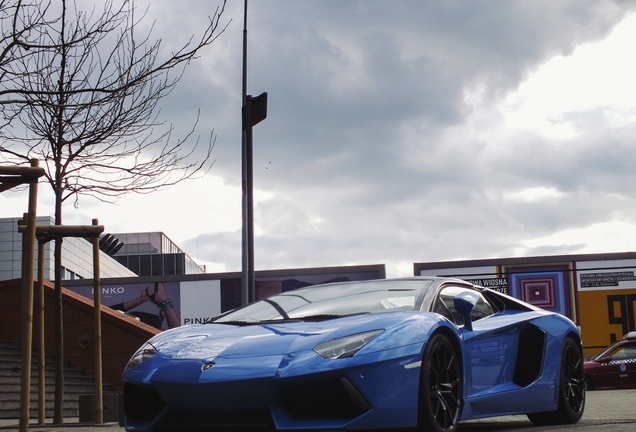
left=458, top=388, right=636, bottom=432
left=1, top=389, right=634, bottom=432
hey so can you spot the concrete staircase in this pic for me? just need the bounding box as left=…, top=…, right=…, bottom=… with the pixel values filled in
left=0, top=341, right=105, bottom=419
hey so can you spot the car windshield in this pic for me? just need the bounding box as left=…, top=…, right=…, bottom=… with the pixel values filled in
left=591, top=347, right=614, bottom=361
left=213, top=279, right=434, bottom=323
left=593, top=341, right=636, bottom=361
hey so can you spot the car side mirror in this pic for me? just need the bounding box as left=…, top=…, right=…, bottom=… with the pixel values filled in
left=454, top=291, right=480, bottom=331
left=596, top=355, right=613, bottom=363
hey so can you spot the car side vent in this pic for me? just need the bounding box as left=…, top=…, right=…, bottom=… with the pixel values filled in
left=513, top=325, right=546, bottom=387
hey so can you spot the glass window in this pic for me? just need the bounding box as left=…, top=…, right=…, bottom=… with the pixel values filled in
left=139, top=255, right=151, bottom=276
left=152, top=254, right=163, bottom=276
left=128, top=256, right=140, bottom=275
left=433, top=286, right=495, bottom=326
left=612, top=344, right=636, bottom=360
left=176, top=255, right=184, bottom=274
left=163, top=254, right=176, bottom=275
left=149, top=233, right=161, bottom=253
left=215, top=280, right=434, bottom=323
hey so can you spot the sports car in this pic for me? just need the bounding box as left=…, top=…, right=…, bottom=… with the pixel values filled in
left=584, top=331, right=636, bottom=390
left=123, top=277, right=586, bottom=431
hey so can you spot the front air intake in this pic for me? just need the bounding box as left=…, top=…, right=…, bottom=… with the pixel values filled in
left=279, top=376, right=371, bottom=421
left=124, top=382, right=166, bottom=425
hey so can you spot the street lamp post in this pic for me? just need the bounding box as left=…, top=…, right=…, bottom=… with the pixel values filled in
left=241, top=0, right=267, bottom=305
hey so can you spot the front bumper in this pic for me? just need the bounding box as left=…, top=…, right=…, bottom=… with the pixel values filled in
left=123, top=347, right=422, bottom=431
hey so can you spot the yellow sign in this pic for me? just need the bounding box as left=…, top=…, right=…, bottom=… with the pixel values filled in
left=579, top=288, right=636, bottom=356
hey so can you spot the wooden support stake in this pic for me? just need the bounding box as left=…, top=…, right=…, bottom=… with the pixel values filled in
left=19, top=159, right=41, bottom=432
left=92, top=219, right=103, bottom=424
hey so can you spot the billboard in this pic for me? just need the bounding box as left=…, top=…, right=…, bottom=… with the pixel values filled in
left=68, top=280, right=220, bottom=331
left=415, top=260, right=577, bottom=321
left=415, top=253, right=636, bottom=356
left=416, top=265, right=508, bottom=294
left=577, top=260, right=636, bottom=354
left=66, top=264, right=385, bottom=331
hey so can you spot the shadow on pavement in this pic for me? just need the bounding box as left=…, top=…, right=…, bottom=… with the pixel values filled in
left=459, top=419, right=636, bottom=432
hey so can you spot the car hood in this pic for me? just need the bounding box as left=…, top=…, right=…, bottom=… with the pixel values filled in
left=583, top=359, right=603, bottom=367
left=125, top=312, right=446, bottom=389
left=144, top=312, right=439, bottom=361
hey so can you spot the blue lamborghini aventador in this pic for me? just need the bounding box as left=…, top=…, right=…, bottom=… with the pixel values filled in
left=123, top=277, right=586, bottom=431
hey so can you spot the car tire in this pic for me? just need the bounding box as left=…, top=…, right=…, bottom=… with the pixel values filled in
left=527, top=337, right=586, bottom=425
left=418, top=332, right=463, bottom=432
left=584, top=375, right=593, bottom=391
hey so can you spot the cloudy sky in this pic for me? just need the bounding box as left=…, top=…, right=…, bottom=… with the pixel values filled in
left=3, top=0, right=636, bottom=277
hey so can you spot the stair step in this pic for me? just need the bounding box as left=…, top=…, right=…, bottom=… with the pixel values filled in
left=0, top=341, right=115, bottom=420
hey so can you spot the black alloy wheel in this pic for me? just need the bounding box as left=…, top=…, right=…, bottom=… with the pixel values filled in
left=561, top=338, right=586, bottom=417
left=418, top=333, right=462, bottom=432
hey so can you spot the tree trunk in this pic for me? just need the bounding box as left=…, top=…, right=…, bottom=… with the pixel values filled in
left=53, top=196, right=64, bottom=424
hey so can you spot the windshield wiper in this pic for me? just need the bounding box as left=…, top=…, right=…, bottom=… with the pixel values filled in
left=214, top=313, right=368, bottom=325
left=213, top=318, right=304, bottom=326
left=263, top=299, right=290, bottom=320
left=257, top=318, right=304, bottom=324
left=295, top=312, right=369, bottom=321
left=212, top=320, right=255, bottom=326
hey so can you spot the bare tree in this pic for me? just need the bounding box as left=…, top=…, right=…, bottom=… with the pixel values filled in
left=0, top=0, right=228, bottom=423
left=1, top=0, right=227, bottom=204
left=0, top=1, right=58, bottom=125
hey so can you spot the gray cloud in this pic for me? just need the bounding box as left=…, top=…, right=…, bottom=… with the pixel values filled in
left=184, top=0, right=636, bottom=275
left=5, top=0, right=636, bottom=277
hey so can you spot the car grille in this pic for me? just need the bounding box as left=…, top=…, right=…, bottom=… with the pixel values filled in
left=125, top=376, right=371, bottom=430
left=278, top=376, right=371, bottom=421
left=124, top=382, right=275, bottom=431
left=151, top=411, right=275, bottom=432
left=124, top=382, right=166, bottom=425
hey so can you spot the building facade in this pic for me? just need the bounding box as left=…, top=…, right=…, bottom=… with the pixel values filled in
left=415, top=252, right=636, bottom=356
left=110, top=232, right=205, bottom=276
left=0, top=216, right=136, bottom=281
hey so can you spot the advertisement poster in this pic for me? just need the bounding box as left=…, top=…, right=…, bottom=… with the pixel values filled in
left=578, top=288, right=636, bottom=355
left=66, top=268, right=381, bottom=329
left=416, top=262, right=576, bottom=321
left=69, top=281, right=182, bottom=330
left=577, top=261, right=636, bottom=355
left=416, top=265, right=508, bottom=294
left=414, top=255, right=636, bottom=355
left=254, top=271, right=380, bottom=299
left=503, top=264, right=575, bottom=320
left=217, top=269, right=385, bottom=312
left=180, top=280, right=221, bottom=325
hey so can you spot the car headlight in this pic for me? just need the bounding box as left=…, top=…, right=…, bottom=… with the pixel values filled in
left=313, top=330, right=383, bottom=359
left=127, top=342, right=157, bottom=368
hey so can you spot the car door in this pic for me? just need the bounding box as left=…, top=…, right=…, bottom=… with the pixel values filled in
left=433, top=286, right=516, bottom=397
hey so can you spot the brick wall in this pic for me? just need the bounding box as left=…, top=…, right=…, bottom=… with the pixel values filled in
left=0, top=279, right=159, bottom=391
